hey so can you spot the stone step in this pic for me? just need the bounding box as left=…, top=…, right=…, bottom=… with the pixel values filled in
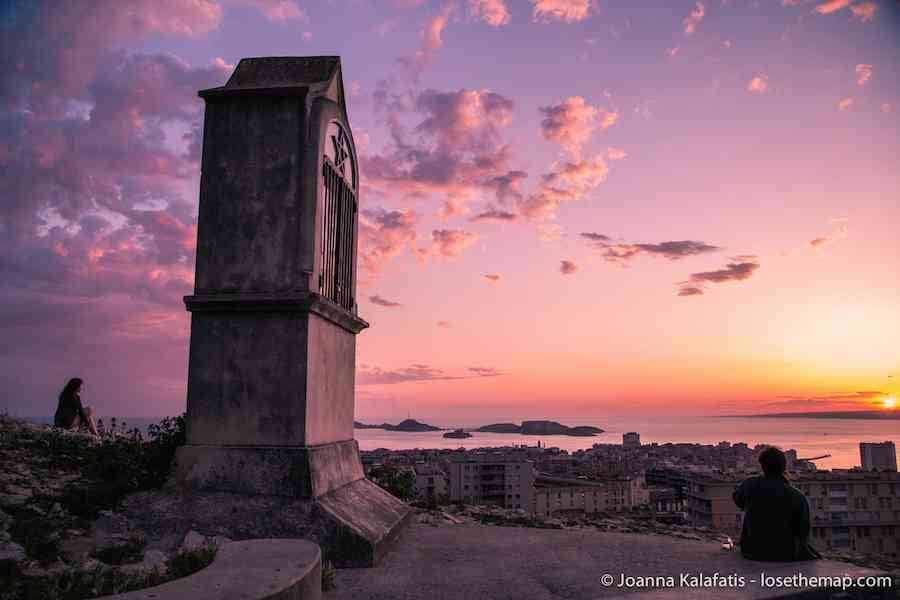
left=109, top=539, right=321, bottom=600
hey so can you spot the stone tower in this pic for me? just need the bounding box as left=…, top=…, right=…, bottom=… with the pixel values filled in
left=175, top=57, right=410, bottom=565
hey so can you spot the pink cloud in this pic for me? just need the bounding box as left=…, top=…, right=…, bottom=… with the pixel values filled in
left=363, top=87, right=522, bottom=215
left=849, top=2, right=877, bottom=21
left=538, top=224, right=563, bottom=242
left=420, top=229, right=481, bottom=259
left=539, top=96, right=617, bottom=158
left=416, top=88, right=514, bottom=149
left=838, top=97, right=854, bottom=111
left=560, top=260, right=577, bottom=274
left=369, top=295, right=403, bottom=308
left=682, top=2, right=705, bottom=35
left=814, top=0, right=853, bottom=14
left=581, top=235, right=721, bottom=263
left=530, top=0, right=594, bottom=23
left=809, top=218, right=848, bottom=249
left=468, top=0, right=511, bottom=26
left=423, top=11, right=450, bottom=51
left=471, top=207, right=518, bottom=222
left=677, top=256, right=761, bottom=296
left=227, top=0, right=305, bottom=21
left=517, top=155, right=610, bottom=220
left=810, top=0, right=876, bottom=20
left=0, top=1, right=224, bottom=118
left=358, top=364, right=501, bottom=385
left=855, top=63, right=872, bottom=86
left=484, top=170, right=529, bottom=203
left=358, top=208, right=419, bottom=276
left=747, top=74, right=769, bottom=94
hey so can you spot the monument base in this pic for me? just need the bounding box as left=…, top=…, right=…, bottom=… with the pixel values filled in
left=175, top=440, right=366, bottom=498
left=162, top=441, right=412, bottom=566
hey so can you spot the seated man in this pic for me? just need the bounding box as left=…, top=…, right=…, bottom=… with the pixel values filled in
left=733, top=446, right=820, bottom=561
left=54, top=377, right=99, bottom=437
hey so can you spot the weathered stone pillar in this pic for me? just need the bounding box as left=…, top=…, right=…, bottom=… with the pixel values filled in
left=175, top=57, right=410, bottom=566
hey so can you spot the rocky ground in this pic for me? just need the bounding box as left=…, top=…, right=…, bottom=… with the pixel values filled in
left=0, top=416, right=217, bottom=599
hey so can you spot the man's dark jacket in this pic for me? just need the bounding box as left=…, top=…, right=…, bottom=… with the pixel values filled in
left=733, top=475, right=820, bottom=561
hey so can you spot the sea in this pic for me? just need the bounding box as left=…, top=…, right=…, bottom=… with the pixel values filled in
left=22, top=415, right=897, bottom=471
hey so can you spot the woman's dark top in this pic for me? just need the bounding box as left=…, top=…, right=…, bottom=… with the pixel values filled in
left=54, top=392, right=86, bottom=429
left=733, top=475, right=820, bottom=561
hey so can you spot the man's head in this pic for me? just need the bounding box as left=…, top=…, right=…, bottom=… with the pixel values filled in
left=758, top=446, right=787, bottom=478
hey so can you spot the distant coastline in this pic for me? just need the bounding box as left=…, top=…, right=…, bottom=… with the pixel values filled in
left=353, top=419, right=605, bottom=436
left=737, top=411, right=900, bottom=420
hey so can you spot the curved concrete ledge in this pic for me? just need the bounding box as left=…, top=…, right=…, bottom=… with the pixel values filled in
left=110, top=539, right=321, bottom=600
left=329, top=524, right=894, bottom=600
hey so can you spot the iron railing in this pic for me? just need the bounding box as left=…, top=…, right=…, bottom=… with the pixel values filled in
left=320, top=159, right=356, bottom=311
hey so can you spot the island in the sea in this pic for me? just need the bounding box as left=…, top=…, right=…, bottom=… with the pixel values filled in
left=442, top=428, right=472, bottom=439
left=352, top=418, right=605, bottom=436
left=353, top=418, right=442, bottom=432
left=476, top=420, right=604, bottom=437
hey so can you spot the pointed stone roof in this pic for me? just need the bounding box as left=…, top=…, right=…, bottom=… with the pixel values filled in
left=224, top=56, right=340, bottom=89
left=199, top=56, right=347, bottom=113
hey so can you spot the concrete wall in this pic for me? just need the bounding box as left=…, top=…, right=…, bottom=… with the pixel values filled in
left=195, top=94, right=312, bottom=293
left=304, top=312, right=355, bottom=445
left=186, top=312, right=309, bottom=446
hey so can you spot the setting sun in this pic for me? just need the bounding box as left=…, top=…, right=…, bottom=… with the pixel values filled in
left=884, top=396, right=897, bottom=409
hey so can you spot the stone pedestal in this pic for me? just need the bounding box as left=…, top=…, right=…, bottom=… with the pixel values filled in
left=175, top=57, right=410, bottom=566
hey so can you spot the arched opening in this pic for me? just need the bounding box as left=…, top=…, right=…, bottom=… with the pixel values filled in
left=320, top=121, right=357, bottom=311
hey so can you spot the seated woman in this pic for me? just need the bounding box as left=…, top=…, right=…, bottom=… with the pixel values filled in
left=733, top=446, right=820, bottom=561
left=54, top=377, right=98, bottom=437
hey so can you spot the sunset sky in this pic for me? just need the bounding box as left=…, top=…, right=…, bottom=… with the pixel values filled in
left=1, top=0, right=898, bottom=421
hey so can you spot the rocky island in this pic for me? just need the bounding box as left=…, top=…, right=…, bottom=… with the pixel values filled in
left=442, top=429, right=472, bottom=439
left=476, top=420, right=604, bottom=436
left=353, top=419, right=442, bottom=432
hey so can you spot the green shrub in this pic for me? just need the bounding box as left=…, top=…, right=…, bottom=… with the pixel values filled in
left=90, top=536, right=146, bottom=566
left=54, top=414, right=186, bottom=518
left=368, top=466, right=416, bottom=501
left=321, top=560, right=336, bottom=591
left=167, top=544, right=216, bottom=580
left=3, top=544, right=216, bottom=600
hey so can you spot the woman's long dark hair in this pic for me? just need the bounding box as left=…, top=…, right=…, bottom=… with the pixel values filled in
left=59, top=377, right=83, bottom=403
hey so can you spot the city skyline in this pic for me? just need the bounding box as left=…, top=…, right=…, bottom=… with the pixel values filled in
left=1, top=0, right=898, bottom=419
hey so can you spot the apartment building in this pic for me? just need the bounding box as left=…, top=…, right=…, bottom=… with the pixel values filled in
left=795, top=470, right=900, bottom=557
left=684, top=469, right=900, bottom=558
left=534, top=474, right=649, bottom=517
left=623, top=432, right=641, bottom=449
left=684, top=473, right=743, bottom=534
left=860, top=442, right=897, bottom=472
left=448, top=452, right=535, bottom=510
left=414, top=462, right=448, bottom=503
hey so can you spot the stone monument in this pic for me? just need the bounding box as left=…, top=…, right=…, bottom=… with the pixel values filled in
left=174, top=56, right=410, bottom=566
